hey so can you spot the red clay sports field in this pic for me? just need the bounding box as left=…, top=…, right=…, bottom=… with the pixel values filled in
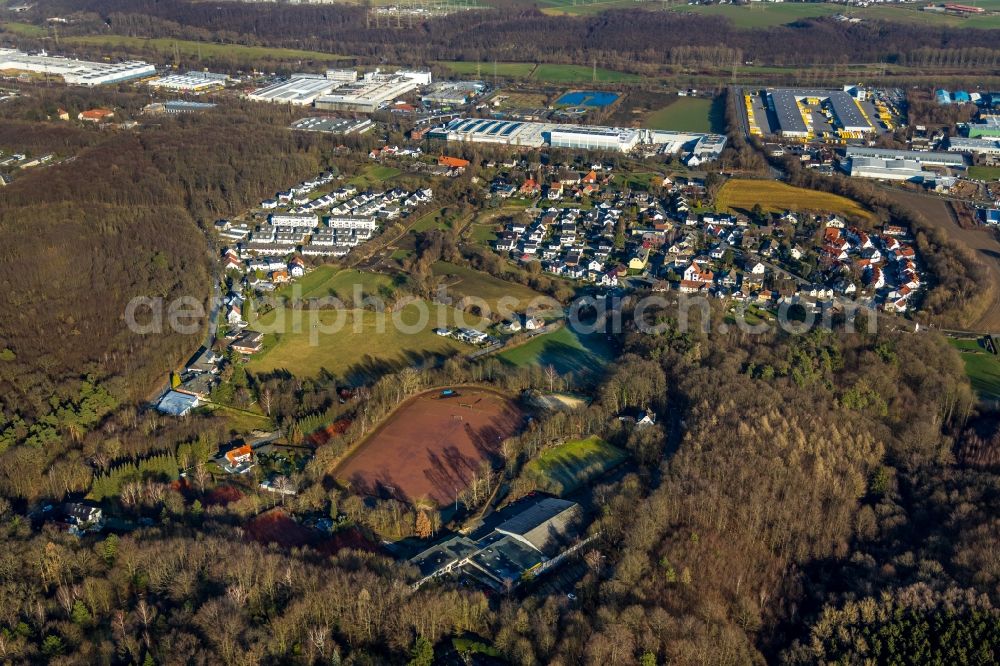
left=334, top=387, right=523, bottom=505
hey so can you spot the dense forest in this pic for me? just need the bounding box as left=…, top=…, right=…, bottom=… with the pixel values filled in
left=0, top=287, right=997, bottom=663
left=15, top=0, right=1000, bottom=76
left=0, top=103, right=329, bottom=480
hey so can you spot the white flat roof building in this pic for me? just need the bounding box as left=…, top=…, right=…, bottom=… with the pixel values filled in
left=429, top=117, right=726, bottom=154
left=948, top=137, right=1000, bottom=156
left=396, top=69, right=432, bottom=85
left=147, top=71, right=229, bottom=92
left=849, top=156, right=934, bottom=181
left=315, top=72, right=421, bottom=113
left=247, top=75, right=341, bottom=105
left=325, top=68, right=358, bottom=83
left=290, top=116, right=374, bottom=134
left=0, top=48, right=155, bottom=86
left=549, top=125, right=642, bottom=152
left=845, top=146, right=965, bottom=168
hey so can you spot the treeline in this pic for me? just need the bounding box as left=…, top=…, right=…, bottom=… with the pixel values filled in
left=89, top=452, right=178, bottom=501
left=22, top=0, right=1000, bottom=73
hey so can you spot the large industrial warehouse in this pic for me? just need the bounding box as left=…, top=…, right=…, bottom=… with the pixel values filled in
left=247, top=69, right=431, bottom=111
left=146, top=71, right=229, bottom=92
left=0, top=48, right=155, bottom=86
left=246, top=74, right=342, bottom=105
left=428, top=117, right=726, bottom=156
left=750, top=87, right=877, bottom=140
left=844, top=146, right=966, bottom=167
left=314, top=71, right=428, bottom=113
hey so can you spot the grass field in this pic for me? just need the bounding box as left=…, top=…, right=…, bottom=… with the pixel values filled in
left=644, top=97, right=712, bottom=132
left=432, top=261, right=550, bottom=313
left=206, top=404, right=274, bottom=434
left=852, top=4, right=1000, bottom=28
left=247, top=300, right=485, bottom=381
left=539, top=0, right=651, bottom=16
left=533, top=63, right=640, bottom=83
left=61, top=35, right=348, bottom=62
left=522, top=435, right=626, bottom=495
left=277, top=267, right=395, bottom=302
left=436, top=60, right=638, bottom=83
left=716, top=179, right=876, bottom=222
left=950, top=337, right=1000, bottom=400
left=491, top=91, right=550, bottom=109
left=436, top=61, right=537, bottom=78
left=969, top=166, right=1000, bottom=182
left=670, top=2, right=841, bottom=27
left=347, top=165, right=401, bottom=189
left=410, top=207, right=451, bottom=233
left=0, top=21, right=48, bottom=37
left=643, top=97, right=715, bottom=132
left=498, top=323, right=615, bottom=377
left=469, top=223, right=499, bottom=244
left=612, top=171, right=664, bottom=191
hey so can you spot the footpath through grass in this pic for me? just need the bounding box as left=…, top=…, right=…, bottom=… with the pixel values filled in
left=522, top=435, right=627, bottom=495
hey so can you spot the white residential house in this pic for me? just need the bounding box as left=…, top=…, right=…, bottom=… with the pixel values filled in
left=683, top=263, right=714, bottom=284
left=524, top=315, right=545, bottom=331
left=862, top=248, right=882, bottom=263
left=599, top=271, right=619, bottom=287
left=496, top=235, right=518, bottom=252
left=866, top=266, right=885, bottom=290
left=227, top=305, right=243, bottom=326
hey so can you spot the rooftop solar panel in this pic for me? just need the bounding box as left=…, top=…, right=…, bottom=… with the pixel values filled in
left=476, top=120, right=499, bottom=134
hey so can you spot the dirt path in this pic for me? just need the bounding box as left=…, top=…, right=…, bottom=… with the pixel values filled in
left=883, top=189, right=1000, bottom=332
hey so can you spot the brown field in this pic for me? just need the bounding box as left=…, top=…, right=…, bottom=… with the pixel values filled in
left=884, top=189, right=1000, bottom=331
left=335, top=387, right=523, bottom=505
